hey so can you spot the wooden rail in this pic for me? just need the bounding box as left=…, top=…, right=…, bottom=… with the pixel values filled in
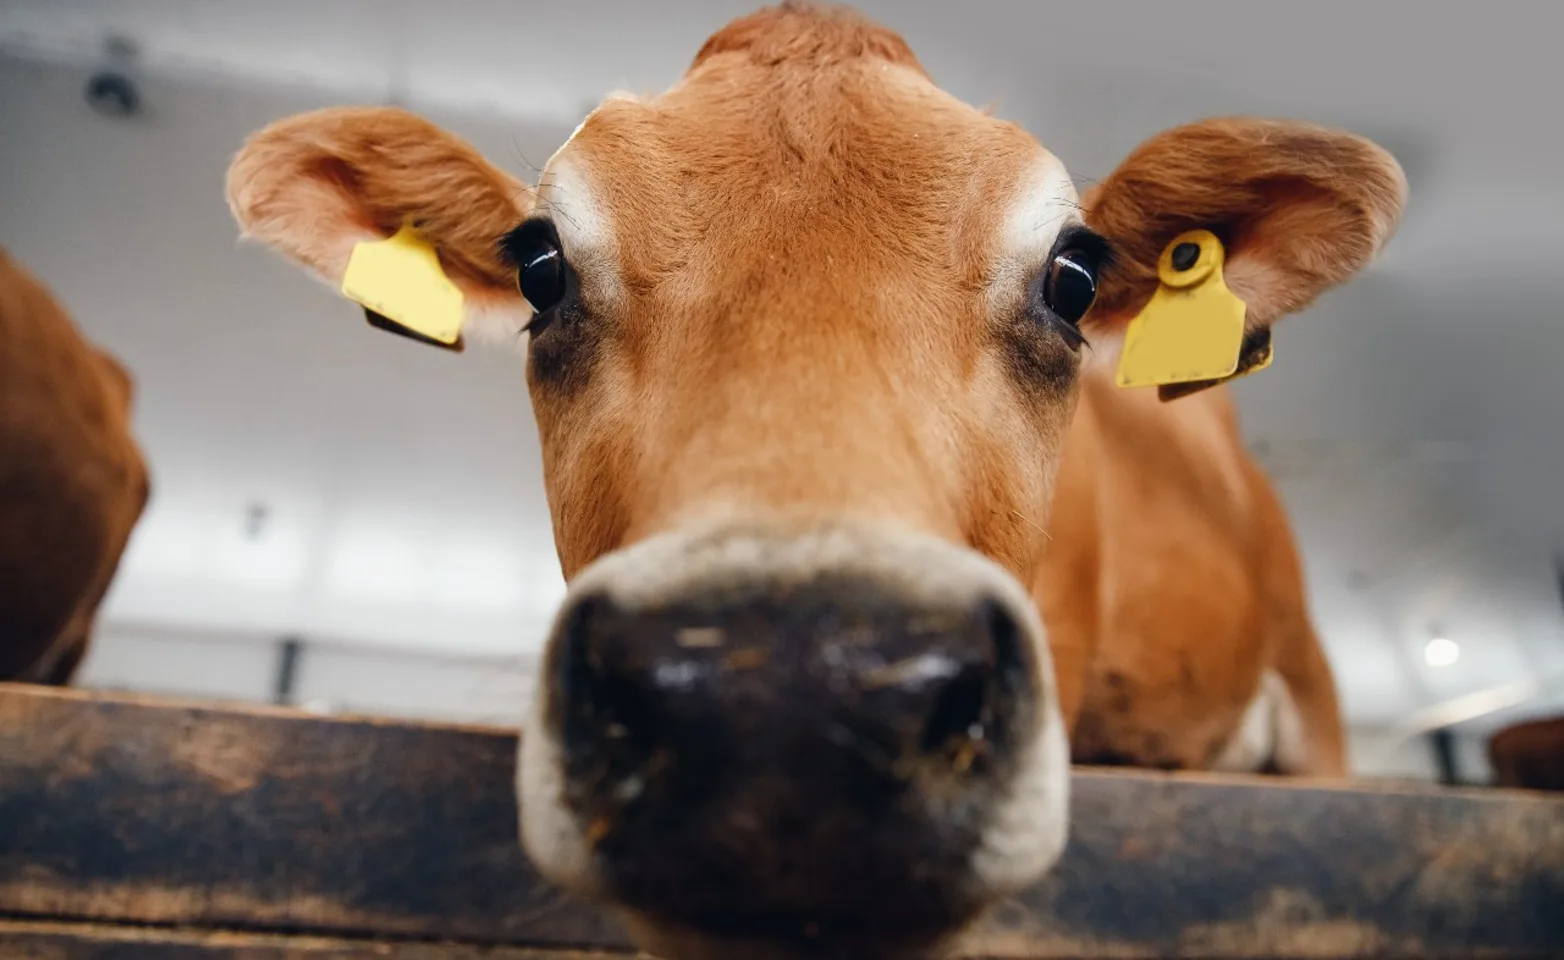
left=1, top=683, right=1561, bottom=958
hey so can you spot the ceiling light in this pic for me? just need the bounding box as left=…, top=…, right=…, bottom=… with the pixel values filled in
left=1423, top=636, right=1460, bottom=668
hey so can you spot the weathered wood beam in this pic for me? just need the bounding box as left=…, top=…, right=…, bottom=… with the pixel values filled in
left=0, top=919, right=639, bottom=960
left=2, top=683, right=1561, bottom=959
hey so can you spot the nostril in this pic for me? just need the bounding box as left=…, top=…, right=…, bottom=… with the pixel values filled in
left=587, top=665, right=661, bottom=750
left=917, top=664, right=991, bottom=759
left=981, top=596, right=1027, bottom=690
left=559, top=594, right=662, bottom=777
left=916, top=597, right=1029, bottom=769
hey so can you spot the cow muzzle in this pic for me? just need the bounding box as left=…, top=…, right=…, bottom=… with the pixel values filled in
left=517, top=521, right=1069, bottom=959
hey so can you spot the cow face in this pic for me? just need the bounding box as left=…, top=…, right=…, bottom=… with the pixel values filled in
left=225, top=5, right=1404, bottom=956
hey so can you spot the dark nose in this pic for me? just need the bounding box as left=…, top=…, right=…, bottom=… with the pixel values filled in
left=542, top=569, right=1038, bottom=937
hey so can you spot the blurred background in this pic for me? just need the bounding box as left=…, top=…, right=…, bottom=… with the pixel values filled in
left=1, top=1, right=1560, bottom=782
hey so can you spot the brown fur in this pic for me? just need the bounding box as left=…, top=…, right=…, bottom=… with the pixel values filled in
left=0, top=247, right=149, bottom=684
left=225, top=4, right=1403, bottom=777
left=1490, top=716, right=1564, bottom=791
left=1043, top=375, right=1346, bottom=772
left=1084, top=117, right=1406, bottom=328
left=693, top=2, right=926, bottom=74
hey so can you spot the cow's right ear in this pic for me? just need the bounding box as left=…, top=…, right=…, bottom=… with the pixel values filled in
left=225, top=106, right=535, bottom=340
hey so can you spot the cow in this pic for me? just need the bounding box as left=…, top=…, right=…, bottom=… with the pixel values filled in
left=223, top=4, right=1405, bottom=957
left=1490, top=716, right=1564, bottom=791
left=0, top=246, right=149, bottom=686
left=1045, top=343, right=1348, bottom=774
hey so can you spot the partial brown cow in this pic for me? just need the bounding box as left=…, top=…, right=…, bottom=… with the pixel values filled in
left=1490, top=715, right=1564, bottom=791
left=1045, top=346, right=1346, bottom=774
left=0, top=246, right=149, bottom=685
left=225, top=5, right=1404, bottom=957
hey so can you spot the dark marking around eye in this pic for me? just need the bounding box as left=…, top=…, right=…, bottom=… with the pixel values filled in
left=499, top=218, right=603, bottom=395
left=996, top=225, right=1112, bottom=399
left=998, top=311, right=1080, bottom=400
left=524, top=265, right=602, bottom=397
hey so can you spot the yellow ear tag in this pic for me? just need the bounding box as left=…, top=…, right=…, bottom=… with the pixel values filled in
left=1115, top=229, right=1248, bottom=389
left=340, top=224, right=465, bottom=347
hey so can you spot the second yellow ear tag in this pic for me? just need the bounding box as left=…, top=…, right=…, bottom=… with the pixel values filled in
left=340, top=224, right=465, bottom=347
left=1115, top=229, right=1248, bottom=389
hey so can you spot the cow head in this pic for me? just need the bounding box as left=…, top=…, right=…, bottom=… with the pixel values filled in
left=225, top=4, right=1404, bottom=956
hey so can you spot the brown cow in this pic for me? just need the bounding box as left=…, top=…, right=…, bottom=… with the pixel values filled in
left=0, top=247, right=149, bottom=685
left=1046, top=362, right=1347, bottom=774
left=1490, top=716, right=1564, bottom=791
left=224, top=5, right=1404, bottom=957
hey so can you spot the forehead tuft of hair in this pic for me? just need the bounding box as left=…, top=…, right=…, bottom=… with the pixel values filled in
left=691, top=1, right=928, bottom=76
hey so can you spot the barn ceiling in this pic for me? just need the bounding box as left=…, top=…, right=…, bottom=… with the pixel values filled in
left=2, top=0, right=1562, bottom=742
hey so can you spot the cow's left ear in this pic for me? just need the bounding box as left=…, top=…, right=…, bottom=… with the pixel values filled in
left=1081, top=117, right=1406, bottom=385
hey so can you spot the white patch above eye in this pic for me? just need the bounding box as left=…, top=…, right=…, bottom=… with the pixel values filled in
left=1002, top=154, right=1081, bottom=259
left=536, top=146, right=624, bottom=312
left=988, top=154, right=1082, bottom=314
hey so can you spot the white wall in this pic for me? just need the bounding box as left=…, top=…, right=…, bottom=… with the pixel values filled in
left=77, top=625, right=537, bottom=728
left=1345, top=730, right=1439, bottom=783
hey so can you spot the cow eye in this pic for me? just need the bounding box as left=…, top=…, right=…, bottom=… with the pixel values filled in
left=518, top=242, right=565, bottom=313
left=502, top=220, right=568, bottom=319
left=1044, top=248, right=1098, bottom=328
